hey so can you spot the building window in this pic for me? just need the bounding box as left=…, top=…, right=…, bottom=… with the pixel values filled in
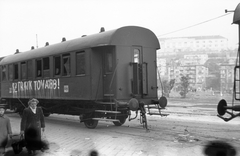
left=21, top=62, right=27, bottom=80
left=14, top=64, right=19, bottom=80
left=43, top=57, right=50, bottom=77
left=36, top=59, right=42, bottom=78
left=76, top=52, right=85, bottom=75
left=63, top=54, right=71, bottom=76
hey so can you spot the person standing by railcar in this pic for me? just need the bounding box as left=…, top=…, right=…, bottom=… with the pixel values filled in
left=0, top=104, right=12, bottom=156
left=20, top=98, right=45, bottom=154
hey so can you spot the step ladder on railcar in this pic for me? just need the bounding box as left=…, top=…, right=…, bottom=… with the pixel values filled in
left=93, top=100, right=128, bottom=126
left=147, top=96, right=169, bottom=117
left=150, top=69, right=169, bottom=117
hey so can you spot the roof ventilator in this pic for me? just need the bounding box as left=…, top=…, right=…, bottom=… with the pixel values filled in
left=99, top=27, right=105, bottom=33
left=14, top=49, right=20, bottom=54
left=62, top=37, right=66, bottom=42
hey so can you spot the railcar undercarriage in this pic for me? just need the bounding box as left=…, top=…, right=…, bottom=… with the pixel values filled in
left=1, top=96, right=168, bottom=130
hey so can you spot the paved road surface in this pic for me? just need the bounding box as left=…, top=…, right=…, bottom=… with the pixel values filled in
left=3, top=102, right=240, bottom=156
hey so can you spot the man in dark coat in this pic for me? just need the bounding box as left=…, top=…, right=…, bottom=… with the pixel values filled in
left=20, top=98, right=45, bottom=154
left=0, top=104, right=12, bottom=155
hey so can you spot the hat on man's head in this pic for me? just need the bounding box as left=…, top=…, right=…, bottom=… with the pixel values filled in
left=28, top=98, right=39, bottom=105
left=0, top=104, right=7, bottom=109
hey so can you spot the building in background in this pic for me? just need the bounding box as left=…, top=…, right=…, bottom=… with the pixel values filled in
left=182, top=54, right=208, bottom=65
left=158, top=35, right=228, bottom=55
left=156, top=58, right=167, bottom=78
left=220, top=58, right=235, bottom=93
left=167, top=64, right=208, bottom=91
left=157, top=35, right=235, bottom=92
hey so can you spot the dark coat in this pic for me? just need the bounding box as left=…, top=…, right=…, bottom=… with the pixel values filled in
left=20, top=107, right=45, bottom=150
left=0, top=115, right=12, bottom=147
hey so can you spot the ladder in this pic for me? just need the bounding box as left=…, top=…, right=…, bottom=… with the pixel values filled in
left=93, top=101, right=123, bottom=123
left=145, top=103, right=169, bottom=117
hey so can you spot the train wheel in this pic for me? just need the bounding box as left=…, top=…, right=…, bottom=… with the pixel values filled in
left=84, top=119, right=98, bottom=129
left=113, top=116, right=127, bottom=126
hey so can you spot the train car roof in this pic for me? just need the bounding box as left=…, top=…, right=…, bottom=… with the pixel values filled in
left=0, top=26, right=160, bottom=65
left=233, top=3, right=240, bottom=24
left=0, top=57, right=5, bottom=62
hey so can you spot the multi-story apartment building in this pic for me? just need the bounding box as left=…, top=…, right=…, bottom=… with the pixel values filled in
left=156, top=58, right=167, bottom=76
left=220, top=63, right=235, bottom=93
left=167, top=65, right=208, bottom=91
left=182, top=54, right=208, bottom=65
left=157, top=35, right=235, bottom=92
left=158, top=35, right=228, bottom=56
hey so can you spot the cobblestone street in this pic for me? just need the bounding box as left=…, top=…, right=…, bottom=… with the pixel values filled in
left=3, top=102, right=240, bottom=156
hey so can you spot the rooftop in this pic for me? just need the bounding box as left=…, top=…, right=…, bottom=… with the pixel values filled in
left=159, top=35, right=227, bottom=41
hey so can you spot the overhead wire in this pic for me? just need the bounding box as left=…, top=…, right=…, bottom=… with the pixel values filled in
left=157, top=12, right=233, bottom=37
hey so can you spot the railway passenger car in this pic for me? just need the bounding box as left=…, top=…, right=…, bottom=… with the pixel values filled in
left=0, top=26, right=166, bottom=129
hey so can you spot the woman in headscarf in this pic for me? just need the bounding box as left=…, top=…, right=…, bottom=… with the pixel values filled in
left=0, top=104, right=12, bottom=156
left=20, top=98, right=45, bottom=154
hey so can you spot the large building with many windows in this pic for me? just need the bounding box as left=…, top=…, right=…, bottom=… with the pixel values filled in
left=219, top=57, right=236, bottom=93
left=158, top=35, right=228, bottom=56
left=156, top=35, right=233, bottom=91
left=167, top=64, right=208, bottom=91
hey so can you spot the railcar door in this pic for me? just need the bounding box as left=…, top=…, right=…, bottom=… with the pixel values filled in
left=103, top=51, right=115, bottom=98
left=132, top=46, right=147, bottom=97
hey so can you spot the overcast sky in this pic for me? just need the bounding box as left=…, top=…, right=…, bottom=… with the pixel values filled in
left=0, top=0, right=239, bottom=57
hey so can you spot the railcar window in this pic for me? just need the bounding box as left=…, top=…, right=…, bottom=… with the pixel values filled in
left=105, top=52, right=113, bottom=73
left=14, top=64, right=19, bottom=80
left=21, top=62, right=27, bottom=80
left=43, top=57, right=50, bottom=77
left=8, top=64, right=13, bottom=80
left=133, top=49, right=140, bottom=63
left=1, top=65, right=7, bottom=81
left=76, top=52, right=85, bottom=75
left=27, top=60, right=33, bottom=79
left=54, top=56, right=61, bottom=76
left=63, top=54, right=71, bottom=76
left=36, top=59, right=42, bottom=78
